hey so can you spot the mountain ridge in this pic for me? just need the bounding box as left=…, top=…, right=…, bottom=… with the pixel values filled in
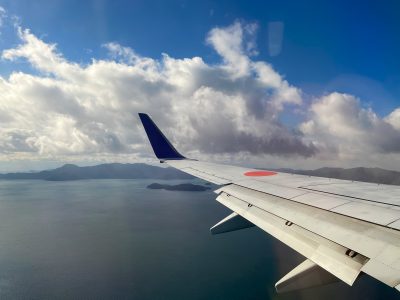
left=0, top=163, right=399, bottom=185
left=0, top=163, right=193, bottom=181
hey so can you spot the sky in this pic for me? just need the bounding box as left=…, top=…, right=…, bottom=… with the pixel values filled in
left=0, top=0, right=399, bottom=171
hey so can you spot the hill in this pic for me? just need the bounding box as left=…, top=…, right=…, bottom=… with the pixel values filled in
left=1, top=163, right=399, bottom=185
left=0, top=163, right=193, bottom=181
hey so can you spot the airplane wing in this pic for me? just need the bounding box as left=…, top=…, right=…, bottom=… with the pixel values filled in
left=138, top=113, right=400, bottom=293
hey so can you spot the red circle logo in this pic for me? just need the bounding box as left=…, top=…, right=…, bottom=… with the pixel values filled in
left=244, top=171, right=277, bottom=177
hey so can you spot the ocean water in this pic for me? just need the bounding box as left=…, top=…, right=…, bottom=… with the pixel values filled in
left=0, top=179, right=397, bottom=300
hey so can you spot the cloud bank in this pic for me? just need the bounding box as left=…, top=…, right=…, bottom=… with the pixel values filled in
left=0, top=19, right=399, bottom=169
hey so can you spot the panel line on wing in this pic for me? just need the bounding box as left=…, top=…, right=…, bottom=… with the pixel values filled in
left=299, top=186, right=400, bottom=208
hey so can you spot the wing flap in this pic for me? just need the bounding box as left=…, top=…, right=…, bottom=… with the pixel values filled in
left=216, top=184, right=400, bottom=289
left=361, top=259, right=400, bottom=287
left=216, top=190, right=367, bottom=285
left=217, top=184, right=400, bottom=258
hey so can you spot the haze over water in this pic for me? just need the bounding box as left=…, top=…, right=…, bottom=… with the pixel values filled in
left=0, top=179, right=397, bottom=299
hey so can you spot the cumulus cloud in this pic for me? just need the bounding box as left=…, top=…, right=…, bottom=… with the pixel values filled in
left=3, top=28, right=83, bottom=79
left=206, top=21, right=257, bottom=77
left=0, top=20, right=399, bottom=170
left=300, top=92, right=400, bottom=161
left=385, top=108, right=400, bottom=131
left=0, top=21, right=315, bottom=163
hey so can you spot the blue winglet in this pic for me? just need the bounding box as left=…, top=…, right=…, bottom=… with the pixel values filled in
left=138, top=113, right=186, bottom=160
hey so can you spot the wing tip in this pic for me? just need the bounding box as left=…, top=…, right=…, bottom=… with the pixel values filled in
left=138, top=113, right=186, bottom=160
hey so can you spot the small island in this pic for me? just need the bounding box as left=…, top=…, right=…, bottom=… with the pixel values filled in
left=146, top=183, right=210, bottom=192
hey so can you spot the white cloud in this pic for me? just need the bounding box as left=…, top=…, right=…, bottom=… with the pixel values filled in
left=0, top=22, right=314, bottom=165
left=3, top=28, right=83, bottom=79
left=206, top=22, right=302, bottom=111
left=206, top=21, right=253, bottom=77
left=300, top=92, right=400, bottom=163
left=385, top=108, right=400, bottom=131
left=0, top=21, right=399, bottom=170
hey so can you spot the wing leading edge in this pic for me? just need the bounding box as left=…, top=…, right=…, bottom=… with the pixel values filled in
left=138, top=113, right=400, bottom=294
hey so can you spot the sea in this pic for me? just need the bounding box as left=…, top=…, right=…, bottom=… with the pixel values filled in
left=0, top=179, right=397, bottom=300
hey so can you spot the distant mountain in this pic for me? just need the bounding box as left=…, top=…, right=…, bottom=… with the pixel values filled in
left=147, top=183, right=210, bottom=192
left=0, top=163, right=193, bottom=181
left=275, top=167, right=400, bottom=186
left=1, top=163, right=399, bottom=185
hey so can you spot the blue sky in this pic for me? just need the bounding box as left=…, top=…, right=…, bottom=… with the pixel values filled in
left=2, top=0, right=399, bottom=114
left=0, top=0, right=399, bottom=171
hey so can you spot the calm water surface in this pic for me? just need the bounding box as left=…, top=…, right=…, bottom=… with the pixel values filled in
left=0, top=179, right=397, bottom=299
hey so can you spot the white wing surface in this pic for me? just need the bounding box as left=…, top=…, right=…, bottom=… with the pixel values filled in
left=138, top=113, right=400, bottom=293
